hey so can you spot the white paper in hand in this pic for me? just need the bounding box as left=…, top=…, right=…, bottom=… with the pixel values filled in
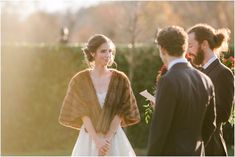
left=139, top=90, right=155, bottom=103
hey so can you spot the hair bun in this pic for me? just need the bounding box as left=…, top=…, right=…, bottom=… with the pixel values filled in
left=214, top=33, right=225, bottom=48
left=82, top=47, right=94, bottom=62
left=83, top=47, right=89, bottom=54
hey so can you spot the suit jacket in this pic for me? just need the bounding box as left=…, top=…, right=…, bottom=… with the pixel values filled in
left=202, top=58, right=234, bottom=156
left=147, top=63, right=216, bottom=156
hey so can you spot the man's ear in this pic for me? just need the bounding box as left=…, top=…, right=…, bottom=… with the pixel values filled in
left=201, top=40, right=209, bottom=50
left=160, top=47, right=167, bottom=55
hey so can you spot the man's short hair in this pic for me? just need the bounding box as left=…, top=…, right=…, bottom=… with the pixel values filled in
left=155, top=26, right=188, bottom=56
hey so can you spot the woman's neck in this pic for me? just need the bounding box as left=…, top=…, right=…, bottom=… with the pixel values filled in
left=92, top=65, right=109, bottom=77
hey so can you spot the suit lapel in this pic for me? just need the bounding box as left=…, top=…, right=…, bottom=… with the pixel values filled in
left=203, top=59, right=220, bottom=75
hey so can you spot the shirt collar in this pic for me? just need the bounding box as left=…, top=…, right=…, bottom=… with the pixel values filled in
left=168, top=57, right=188, bottom=70
left=202, top=53, right=217, bottom=69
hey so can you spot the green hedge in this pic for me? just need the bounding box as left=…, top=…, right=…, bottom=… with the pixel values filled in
left=2, top=44, right=234, bottom=155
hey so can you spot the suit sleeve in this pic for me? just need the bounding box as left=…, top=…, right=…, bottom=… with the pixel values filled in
left=147, top=76, right=177, bottom=155
left=202, top=84, right=216, bottom=147
left=215, top=68, right=234, bottom=123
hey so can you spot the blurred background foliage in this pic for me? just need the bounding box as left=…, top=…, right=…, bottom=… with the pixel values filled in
left=1, top=0, right=234, bottom=156
left=2, top=1, right=234, bottom=44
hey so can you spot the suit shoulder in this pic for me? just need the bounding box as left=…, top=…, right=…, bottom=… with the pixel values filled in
left=196, top=68, right=213, bottom=82
left=197, top=70, right=215, bottom=94
left=219, top=63, right=233, bottom=77
left=195, top=68, right=210, bottom=78
left=158, top=73, right=175, bottom=86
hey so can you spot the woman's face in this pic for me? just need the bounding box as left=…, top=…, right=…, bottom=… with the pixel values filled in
left=93, top=42, right=114, bottom=67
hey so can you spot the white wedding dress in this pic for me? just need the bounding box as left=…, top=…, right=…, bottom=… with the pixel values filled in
left=71, top=92, right=136, bottom=156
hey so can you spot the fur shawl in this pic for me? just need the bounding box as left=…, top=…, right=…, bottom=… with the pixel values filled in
left=58, top=68, right=140, bottom=134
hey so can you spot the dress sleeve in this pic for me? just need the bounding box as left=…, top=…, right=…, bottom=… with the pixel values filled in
left=119, top=76, right=140, bottom=127
left=58, top=77, right=90, bottom=130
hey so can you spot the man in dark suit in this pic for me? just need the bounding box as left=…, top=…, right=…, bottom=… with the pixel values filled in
left=147, top=26, right=217, bottom=156
left=188, top=23, right=234, bottom=156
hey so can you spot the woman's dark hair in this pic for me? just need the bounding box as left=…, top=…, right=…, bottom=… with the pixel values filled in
left=82, top=34, right=116, bottom=67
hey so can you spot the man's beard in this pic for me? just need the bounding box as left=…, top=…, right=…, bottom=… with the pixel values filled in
left=191, top=47, right=205, bottom=66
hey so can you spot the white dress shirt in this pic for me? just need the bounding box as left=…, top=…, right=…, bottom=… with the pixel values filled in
left=168, top=58, right=188, bottom=70
left=202, top=53, right=217, bottom=70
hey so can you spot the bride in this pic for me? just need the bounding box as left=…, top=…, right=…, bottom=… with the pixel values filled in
left=58, top=34, right=140, bottom=156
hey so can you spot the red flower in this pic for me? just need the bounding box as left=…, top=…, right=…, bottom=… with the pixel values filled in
left=229, top=56, right=234, bottom=63
left=185, top=53, right=191, bottom=60
left=222, top=56, right=234, bottom=71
